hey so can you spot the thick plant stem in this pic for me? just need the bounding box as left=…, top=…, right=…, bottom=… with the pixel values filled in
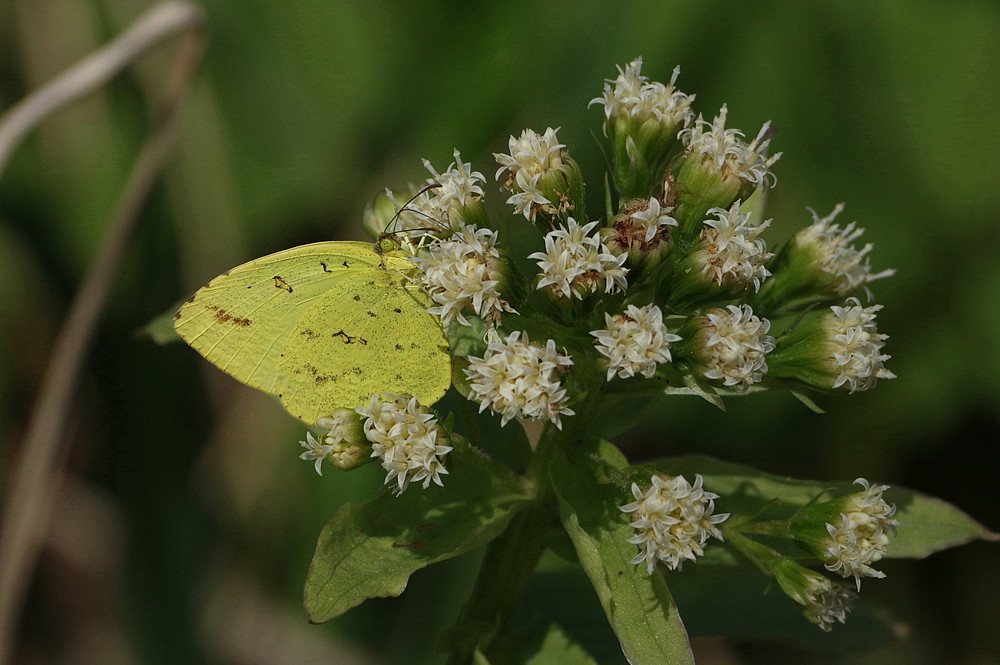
left=445, top=425, right=562, bottom=665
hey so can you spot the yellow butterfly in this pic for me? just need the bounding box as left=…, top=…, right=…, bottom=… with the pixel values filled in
left=173, top=240, right=451, bottom=425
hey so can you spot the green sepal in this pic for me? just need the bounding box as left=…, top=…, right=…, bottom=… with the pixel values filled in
left=303, top=442, right=529, bottom=622
left=550, top=446, right=695, bottom=665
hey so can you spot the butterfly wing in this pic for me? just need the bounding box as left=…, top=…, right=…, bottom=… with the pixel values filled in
left=174, top=242, right=450, bottom=424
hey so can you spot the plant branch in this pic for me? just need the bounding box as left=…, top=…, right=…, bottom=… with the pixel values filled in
left=0, top=4, right=206, bottom=663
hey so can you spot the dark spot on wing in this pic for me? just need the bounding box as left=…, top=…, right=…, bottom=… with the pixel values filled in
left=343, top=260, right=350, bottom=268
left=273, top=275, right=293, bottom=292
left=333, top=331, right=367, bottom=345
left=367, top=311, right=377, bottom=317
left=393, top=307, right=402, bottom=314
left=353, top=295, right=361, bottom=302
left=320, top=261, right=333, bottom=273
left=300, top=329, right=320, bottom=339
left=395, top=344, right=404, bottom=351
left=352, top=367, right=363, bottom=376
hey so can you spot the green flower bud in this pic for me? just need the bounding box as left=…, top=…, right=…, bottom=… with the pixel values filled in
left=494, top=127, right=584, bottom=226
left=790, top=479, right=899, bottom=589
left=673, top=105, right=780, bottom=235
left=753, top=204, right=895, bottom=316
left=767, top=299, right=895, bottom=393
left=673, top=305, right=774, bottom=390
left=771, top=557, right=857, bottom=632
left=590, top=58, right=695, bottom=200
left=666, top=202, right=773, bottom=309
left=300, top=408, right=371, bottom=473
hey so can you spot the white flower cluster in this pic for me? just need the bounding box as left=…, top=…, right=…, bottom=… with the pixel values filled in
left=412, top=224, right=514, bottom=327
left=355, top=393, right=452, bottom=494
left=605, top=197, right=678, bottom=256
left=822, top=478, right=898, bottom=588
left=619, top=473, right=729, bottom=574
left=393, top=149, right=485, bottom=231
left=299, top=410, right=364, bottom=475
left=825, top=299, right=895, bottom=393
left=799, top=203, right=896, bottom=294
left=799, top=575, right=858, bottom=632
left=694, top=202, right=773, bottom=292
left=679, top=104, right=781, bottom=187
left=591, top=304, right=681, bottom=380
left=494, top=127, right=572, bottom=219
left=529, top=218, right=628, bottom=299
left=697, top=305, right=775, bottom=387
left=465, top=331, right=574, bottom=428
left=589, top=57, right=695, bottom=130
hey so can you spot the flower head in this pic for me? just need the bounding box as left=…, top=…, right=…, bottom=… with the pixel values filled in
left=798, top=204, right=895, bottom=294
left=792, top=478, right=899, bottom=589
left=675, top=105, right=781, bottom=224
left=590, top=304, right=681, bottom=380
left=754, top=204, right=895, bottom=314
left=590, top=58, right=694, bottom=196
left=619, top=473, right=729, bottom=574
left=769, top=298, right=895, bottom=393
left=299, top=408, right=369, bottom=474
left=412, top=224, right=515, bottom=328
left=494, top=128, right=582, bottom=221
left=464, top=331, right=574, bottom=428
left=772, top=558, right=858, bottom=632
left=679, top=104, right=781, bottom=188
left=385, top=149, right=486, bottom=234
left=529, top=218, right=628, bottom=299
left=671, top=202, right=773, bottom=305
left=355, top=393, right=452, bottom=494
left=601, top=197, right=677, bottom=268
left=678, top=305, right=775, bottom=388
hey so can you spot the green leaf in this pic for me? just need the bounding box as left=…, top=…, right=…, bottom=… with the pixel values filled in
left=523, top=624, right=599, bottom=665
left=304, top=444, right=527, bottom=622
left=646, top=455, right=998, bottom=561
left=551, top=447, right=695, bottom=665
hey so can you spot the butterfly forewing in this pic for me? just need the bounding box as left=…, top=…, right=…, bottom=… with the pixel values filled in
left=174, top=241, right=450, bottom=424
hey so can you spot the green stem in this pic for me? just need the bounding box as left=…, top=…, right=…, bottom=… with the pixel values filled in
left=735, top=519, right=791, bottom=538
left=445, top=425, right=563, bottom=665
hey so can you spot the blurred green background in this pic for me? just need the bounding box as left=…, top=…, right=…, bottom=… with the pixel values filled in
left=1, top=1, right=998, bottom=663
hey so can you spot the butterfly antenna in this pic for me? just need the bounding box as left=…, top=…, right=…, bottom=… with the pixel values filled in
left=384, top=183, right=443, bottom=235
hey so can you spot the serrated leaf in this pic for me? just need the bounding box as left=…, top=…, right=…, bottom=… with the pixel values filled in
left=304, top=445, right=527, bottom=622
left=647, top=455, right=998, bottom=561
left=551, top=447, right=695, bottom=665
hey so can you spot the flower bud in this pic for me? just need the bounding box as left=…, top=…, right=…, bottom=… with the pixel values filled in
left=674, top=305, right=775, bottom=389
left=771, top=557, right=857, bottom=632
left=600, top=197, right=676, bottom=278
left=590, top=58, right=695, bottom=200
left=411, top=224, right=517, bottom=329
left=753, top=204, right=895, bottom=316
left=355, top=393, right=452, bottom=494
left=667, top=202, right=773, bottom=308
left=494, top=127, right=584, bottom=226
left=790, top=479, right=899, bottom=589
left=767, top=299, right=895, bottom=393
left=673, top=105, right=780, bottom=234
left=299, top=408, right=371, bottom=474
